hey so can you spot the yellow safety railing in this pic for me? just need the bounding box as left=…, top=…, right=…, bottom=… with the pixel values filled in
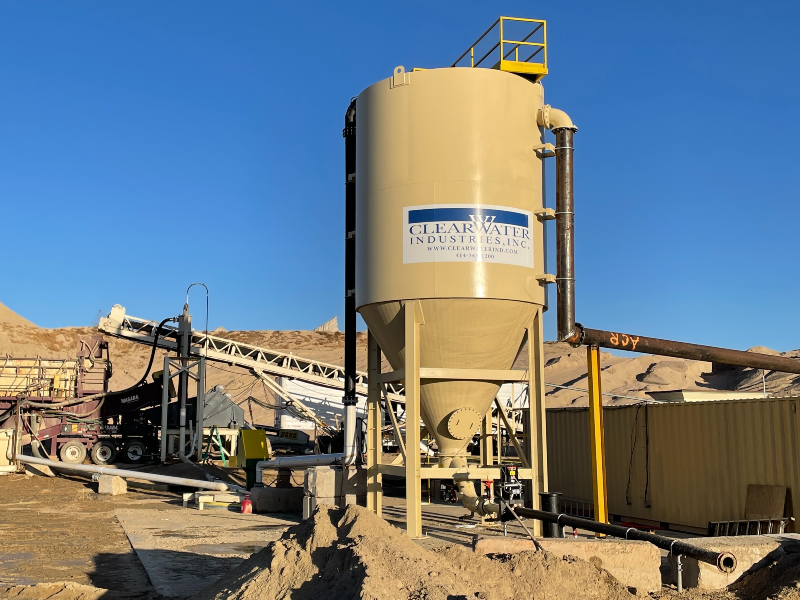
left=452, top=17, right=548, bottom=80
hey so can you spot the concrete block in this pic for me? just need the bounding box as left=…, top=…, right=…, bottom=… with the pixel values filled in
left=473, top=536, right=661, bottom=594
left=304, top=466, right=339, bottom=498
left=250, top=486, right=304, bottom=513
left=668, top=534, right=800, bottom=590
left=25, top=463, right=55, bottom=478
left=98, top=475, right=127, bottom=495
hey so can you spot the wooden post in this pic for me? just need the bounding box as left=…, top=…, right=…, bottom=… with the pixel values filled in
left=587, top=345, right=609, bottom=525
left=366, top=332, right=383, bottom=516
left=404, top=301, right=423, bottom=538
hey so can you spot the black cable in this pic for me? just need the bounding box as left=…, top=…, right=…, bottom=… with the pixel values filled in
left=625, top=404, right=642, bottom=506
left=644, top=401, right=651, bottom=508
left=21, top=316, right=177, bottom=409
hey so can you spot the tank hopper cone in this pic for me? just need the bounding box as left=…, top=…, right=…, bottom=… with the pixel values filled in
left=360, top=298, right=535, bottom=464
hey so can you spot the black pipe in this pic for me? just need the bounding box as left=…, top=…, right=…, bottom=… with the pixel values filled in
left=554, top=127, right=577, bottom=342
left=574, top=325, right=800, bottom=375
left=513, top=506, right=737, bottom=573
left=343, top=98, right=357, bottom=407
left=539, top=492, right=563, bottom=538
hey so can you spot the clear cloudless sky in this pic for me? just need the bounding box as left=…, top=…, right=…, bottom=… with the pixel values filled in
left=1, top=1, right=798, bottom=351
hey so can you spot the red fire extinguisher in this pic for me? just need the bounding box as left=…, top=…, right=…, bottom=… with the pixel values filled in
left=241, top=494, right=253, bottom=514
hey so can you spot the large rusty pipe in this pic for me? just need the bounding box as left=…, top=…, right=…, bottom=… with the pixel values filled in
left=574, top=325, right=800, bottom=375
left=554, top=127, right=577, bottom=342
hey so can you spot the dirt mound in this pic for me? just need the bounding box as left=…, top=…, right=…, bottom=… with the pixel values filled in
left=194, top=505, right=634, bottom=600
left=0, top=301, right=35, bottom=327
left=726, top=550, right=800, bottom=600
left=2, top=318, right=799, bottom=416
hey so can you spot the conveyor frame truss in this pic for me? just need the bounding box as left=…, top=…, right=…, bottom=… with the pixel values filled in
left=97, top=305, right=405, bottom=405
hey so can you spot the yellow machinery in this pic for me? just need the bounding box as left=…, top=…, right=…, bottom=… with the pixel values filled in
left=350, top=17, right=575, bottom=536
left=237, top=429, right=271, bottom=489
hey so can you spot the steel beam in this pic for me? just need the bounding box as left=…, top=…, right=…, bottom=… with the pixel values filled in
left=366, top=332, right=382, bottom=516
left=404, top=301, right=423, bottom=538
left=587, top=345, right=609, bottom=525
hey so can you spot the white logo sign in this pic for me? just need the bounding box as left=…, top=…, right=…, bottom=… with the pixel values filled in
left=403, top=204, right=534, bottom=267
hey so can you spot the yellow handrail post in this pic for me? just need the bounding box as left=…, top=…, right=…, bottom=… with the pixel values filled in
left=587, top=345, right=609, bottom=529
left=499, top=17, right=504, bottom=65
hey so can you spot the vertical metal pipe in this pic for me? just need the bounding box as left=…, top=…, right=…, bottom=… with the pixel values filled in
left=539, top=491, right=563, bottom=537
left=178, top=306, right=191, bottom=458
left=555, top=127, right=577, bottom=342
left=343, top=99, right=357, bottom=408
left=160, top=356, right=170, bottom=462
left=195, top=358, right=205, bottom=461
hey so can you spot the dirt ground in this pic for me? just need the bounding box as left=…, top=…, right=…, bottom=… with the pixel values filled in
left=0, top=471, right=165, bottom=599
left=3, top=471, right=800, bottom=600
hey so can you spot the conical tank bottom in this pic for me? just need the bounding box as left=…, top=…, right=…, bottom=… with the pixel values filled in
left=359, top=299, right=536, bottom=462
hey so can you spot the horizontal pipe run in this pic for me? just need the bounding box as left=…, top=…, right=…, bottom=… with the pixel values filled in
left=513, top=506, right=737, bottom=573
left=255, top=453, right=342, bottom=485
left=16, top=454, right=230, bottom=491
left=574, top=325, right=800, bottom=375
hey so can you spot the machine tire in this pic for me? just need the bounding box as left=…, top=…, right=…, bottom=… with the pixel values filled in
left=122, top=440, right=147, bottom=463
left=90, top=441, right=117, bottom=465
left=59, top=440, right=87, bottom=464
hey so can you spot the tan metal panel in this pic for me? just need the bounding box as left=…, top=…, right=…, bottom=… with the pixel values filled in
left=547, top=398, right=800, bottom=532
left=355, top=67, right=546, bottom=307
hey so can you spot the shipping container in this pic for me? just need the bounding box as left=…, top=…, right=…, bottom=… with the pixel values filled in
left=546, top=397, right=800, bottom=532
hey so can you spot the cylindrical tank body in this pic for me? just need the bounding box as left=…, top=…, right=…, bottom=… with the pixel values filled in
left=356, top=67, right=546, bottom=463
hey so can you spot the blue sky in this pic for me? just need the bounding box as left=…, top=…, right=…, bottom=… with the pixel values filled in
left=1, top=2, right=798, bottom=351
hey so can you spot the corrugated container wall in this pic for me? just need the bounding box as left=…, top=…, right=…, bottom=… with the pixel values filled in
left=547, top=398, right=800, bottom=532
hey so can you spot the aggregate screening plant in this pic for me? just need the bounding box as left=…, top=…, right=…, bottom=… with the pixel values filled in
left=347, top=18, right=572, bottom=526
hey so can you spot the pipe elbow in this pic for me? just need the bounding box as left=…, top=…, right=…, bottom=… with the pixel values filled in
left=537, top=105, right=577, bottom=132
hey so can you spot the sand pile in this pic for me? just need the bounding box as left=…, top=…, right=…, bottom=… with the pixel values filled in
left=0, top=300, right=36, bottom=327
left=2, top=316, right=799, bottom=414
left=724, top=550, right=800, bottom=600
left=194, top=505, right=634, bottom=600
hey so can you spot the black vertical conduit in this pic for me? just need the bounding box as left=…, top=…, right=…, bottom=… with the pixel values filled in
left=554, top=127, right=578, bottom=343
left=343, top=98, right=357, bottom=408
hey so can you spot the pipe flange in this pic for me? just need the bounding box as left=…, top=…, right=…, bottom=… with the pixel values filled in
left=537, top=104, right=551, bottom=129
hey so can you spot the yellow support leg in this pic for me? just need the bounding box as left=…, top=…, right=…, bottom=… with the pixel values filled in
left=366, top=332, right=382, bottom=517
left=587, top=345, right=609, bottom=526
left=404, top=301, right=423, bottom=538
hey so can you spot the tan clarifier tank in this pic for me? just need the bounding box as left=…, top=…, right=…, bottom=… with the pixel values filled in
left=356, top=66, right=547, bottom=464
